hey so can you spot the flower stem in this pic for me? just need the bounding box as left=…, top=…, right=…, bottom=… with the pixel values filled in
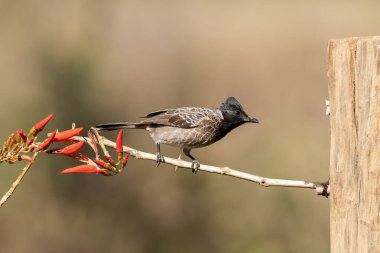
left=0, top=152, right=39, bottom=208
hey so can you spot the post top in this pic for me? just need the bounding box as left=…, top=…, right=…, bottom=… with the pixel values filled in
left=328, top=35, right=380, bottom=44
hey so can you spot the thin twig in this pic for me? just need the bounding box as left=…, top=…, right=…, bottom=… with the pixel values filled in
left=0, top=152, right=39, bottom=207
left=91, top=128, right=111, bottom=158
left=73, top=135, right=330, bottom=196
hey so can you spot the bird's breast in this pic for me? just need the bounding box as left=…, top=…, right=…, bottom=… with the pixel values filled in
left=146, top=125, right=221, bottom=149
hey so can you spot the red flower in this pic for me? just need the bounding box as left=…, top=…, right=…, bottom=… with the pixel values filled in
left=61, top=165, right=104, bottom=174
left=30, top=113, right=54, bottom=135
left=50, top=141, right=85, bottom=156
left=53, top=128, right=84, bottom=142
left=116, top=129, right=124, bottom=154
left=35, top=130, right=57, bottom=152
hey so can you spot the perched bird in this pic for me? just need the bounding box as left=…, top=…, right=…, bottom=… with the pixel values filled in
left=95, top=97, right=259, bottom=173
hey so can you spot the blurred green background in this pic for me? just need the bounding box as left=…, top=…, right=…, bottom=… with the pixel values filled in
left=0, top=1, right=379, bottom=252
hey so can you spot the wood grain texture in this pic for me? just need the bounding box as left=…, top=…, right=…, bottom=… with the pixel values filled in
left=327, top=36, right=380, bottom=253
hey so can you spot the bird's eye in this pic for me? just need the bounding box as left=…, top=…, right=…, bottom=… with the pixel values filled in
left=235, top=111, right=240, bottom=115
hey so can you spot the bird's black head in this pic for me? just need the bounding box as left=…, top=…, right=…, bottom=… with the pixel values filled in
left=219, top=97, right=259, bottom=133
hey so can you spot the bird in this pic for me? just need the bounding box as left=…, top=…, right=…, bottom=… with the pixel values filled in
left=94, top=97, right=259, bottom=173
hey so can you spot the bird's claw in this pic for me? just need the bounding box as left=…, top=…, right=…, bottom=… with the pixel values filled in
left=191, top=160, right=200, bottom=174
left=156, top=152, right=165, bottom=167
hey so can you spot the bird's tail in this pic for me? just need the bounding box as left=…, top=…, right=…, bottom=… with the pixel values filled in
left=94, top=122, right=142, bottom=131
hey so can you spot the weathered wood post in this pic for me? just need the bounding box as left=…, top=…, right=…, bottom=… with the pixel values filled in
left=327, top=36, right=380, bottom=252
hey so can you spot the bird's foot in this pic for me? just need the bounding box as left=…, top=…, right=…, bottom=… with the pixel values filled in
left=191, top=160, right=200, bottom=174
left=156, top=152, right=165, bottom=167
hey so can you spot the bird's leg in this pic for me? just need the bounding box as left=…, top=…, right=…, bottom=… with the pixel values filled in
left=183, top=148, right=200, bottom=174
left=156, top=143, right=165, bottom=167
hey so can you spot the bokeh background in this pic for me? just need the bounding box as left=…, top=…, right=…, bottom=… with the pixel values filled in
left=0, top=1, right=379, bottom=252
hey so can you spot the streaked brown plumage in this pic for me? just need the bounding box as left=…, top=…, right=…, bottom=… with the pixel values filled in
left=95, top=97, right=258, bottom=173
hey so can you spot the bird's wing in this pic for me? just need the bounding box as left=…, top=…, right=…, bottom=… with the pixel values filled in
left=142, top=110, right=168, bottom=118
left=140, top=107, right=212, bottom=128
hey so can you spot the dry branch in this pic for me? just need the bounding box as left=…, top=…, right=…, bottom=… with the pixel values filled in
left=74, top=135, right=329, bottom=197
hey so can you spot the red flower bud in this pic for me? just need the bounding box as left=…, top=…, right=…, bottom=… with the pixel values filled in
left=7, top=134, right=15, bottom=147
left=93, top=159, right=109, bottom=169
left=50, top=141, right=85, bottom=156
left=88, top=131, right=98, bottom=156
left=21, top=155, right=35, bottom=163
left=16, top=129, right=27, bottom=142
left=104, top=155, right=116, bottom=167
left=122, top=153, right=129, bottom=168
left=61, top=165, right=104, bottom=174
left=10, top=133, right=17, bottom=142
left=116, top=129, right=124, bottom=154
left=53, top=128, right=84, bottom=142
left=35, top=130, right=57, bottom=152
left=26, top=138, right=35, bottom=147
left=74, top=153, right=90, bottom=162
left=30, top=113, right=54, bottom=135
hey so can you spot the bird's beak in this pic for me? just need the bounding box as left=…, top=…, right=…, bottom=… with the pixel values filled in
left=247, top=116, right=259, bottom=123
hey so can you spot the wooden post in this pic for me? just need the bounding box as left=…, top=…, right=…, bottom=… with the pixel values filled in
left=327, top=36, right=380, bottom=252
